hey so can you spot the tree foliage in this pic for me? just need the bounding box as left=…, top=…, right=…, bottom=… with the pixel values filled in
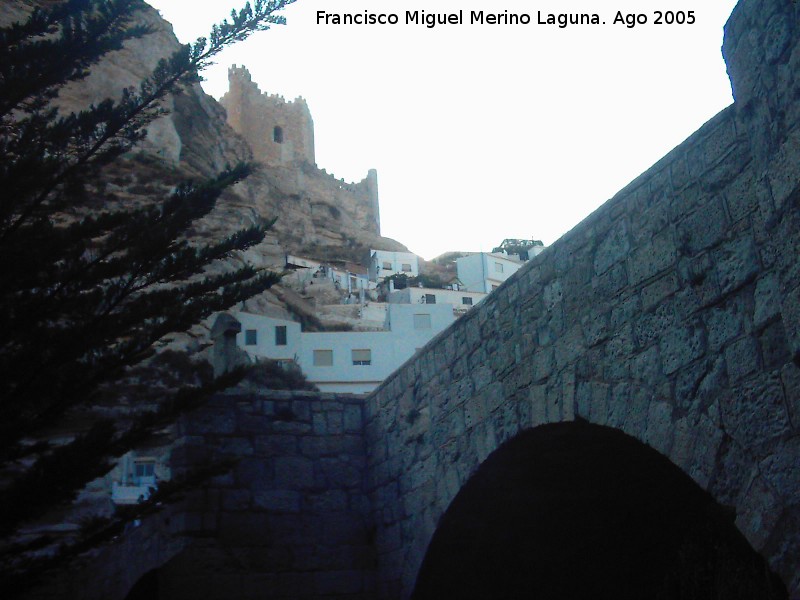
left=0, top=0, right=295, bottom=587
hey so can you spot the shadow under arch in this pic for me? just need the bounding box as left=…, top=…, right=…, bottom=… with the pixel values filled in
left=412, top=421, right=786, bottom=600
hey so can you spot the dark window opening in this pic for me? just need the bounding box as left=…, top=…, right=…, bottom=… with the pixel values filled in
left=245, top=329, right=257, bottom=345
left=275, top=325, right=287, bottom=346
left=273, top=125, right=284, bottom=143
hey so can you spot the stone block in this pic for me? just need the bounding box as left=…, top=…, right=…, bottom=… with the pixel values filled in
left=253, top=490, right=301, bottom=513
left=274, top=456, right=315, bottom=490
left=705, top=296, right=745, bottom=351
left=344, top=403, right=364, bottom=433
left=640, top=272, right=679, bottom=311
left=676, top=198, right=728, bottom=255
left=721, top=374, right=791, bottom=450
left=759, top=320, right=790, bottom=369
left=593, top=219, right=630, bottom=275
left=254, top=434, right=297, bottom=456
left=307, top=489, right=349, bottom=512
left=592, top=261, right=629, bottom=298
left=781, top=363, right=800, bottom=431
left=714, top=236, right=761, bottom=296
left=754, top=271, right=782, bottom=327
left=634, top=302, right=675, bottom=349
left=237, top=457, right=273, bottom=490
left=724, top=336, right=761, bottom=383
left=644, top=400, right=674, bottom=456
left=628, top=230, right=677, bottom=286
left=659, top=322, right=706, bottom=375
left=760, top=435, right=800, bottom=505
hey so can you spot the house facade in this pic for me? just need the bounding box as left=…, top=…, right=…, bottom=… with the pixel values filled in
left=456, top=252, right=524, bottom=293
left=369, top=250, right=420, bottom=282
left=386, top=286, right=487, bottom=316
left=235, top=303, right=454, bottom=394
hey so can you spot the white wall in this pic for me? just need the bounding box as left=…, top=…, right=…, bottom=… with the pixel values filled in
left=386, top=287, right=486, bottom=309
left=370, top=250, right=420, bottom=281
left=236, top=312, right=302, bottom=362
left=456, top=253, right=523, bottom=293
left=234, top=303, right=454, bottom=393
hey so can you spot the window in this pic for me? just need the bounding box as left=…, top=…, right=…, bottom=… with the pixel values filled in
left=275, top=325, right=287, bottom=346
left=413, top=313, right=432, bottom=329
left=245, top=329, right=257, bottom=345
left=133, top=460, right=155, bottom=485
left=462, top=297, right=473, bottom=305
left=425, top=293, right=436, bottom=304
left=495, top=262, right=504, bottom=273
left=382, top=261, right=392, bottom=270
left=352, top=349, right=372, bottom=365
left=313, top=349, right=333, bottom=366
left=401, top=263, right=412, bottom=272
left=273, top=125, right=284, bottom=143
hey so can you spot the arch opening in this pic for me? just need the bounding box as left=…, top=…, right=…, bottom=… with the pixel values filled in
left=412, top=421, right=786, bottom=600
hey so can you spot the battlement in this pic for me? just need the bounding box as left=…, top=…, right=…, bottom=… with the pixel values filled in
left=221, top=64, right=316, bottom=167
left=221, top=66, right=381, bottom=237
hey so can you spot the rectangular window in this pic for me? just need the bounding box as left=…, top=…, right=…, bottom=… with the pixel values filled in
left=383, top=261, right=392, bottom=270
left=133, top=460, right=156, bottom=485
left=245, top=329, right=257, bottom=345
left=495, top=262, right=504, bottom=273
left=352, top=349, right=372, bottom=365
left=425, top=293, right=436, bottom=304
left=462, top=297, right=473, bottom=305
left=413, top=313, right=432, bottom=329
left=275, top=325, right=287, bottom=346
left=313, top=349, right=333, bottom=366
left=402, top=263, right=412, bottom=272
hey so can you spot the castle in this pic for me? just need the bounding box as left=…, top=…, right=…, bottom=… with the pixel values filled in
left=220, top=65, right=383, bottom=254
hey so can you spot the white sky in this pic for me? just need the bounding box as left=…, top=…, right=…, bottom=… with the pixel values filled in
left=146, top=0, right=740, bottom=260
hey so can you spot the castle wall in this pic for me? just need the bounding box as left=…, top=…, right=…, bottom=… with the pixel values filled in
left=221, top=65, right=382, bottom=245
left=221, top=65, right=315, bottom=167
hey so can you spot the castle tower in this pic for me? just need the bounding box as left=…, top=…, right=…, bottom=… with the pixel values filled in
left=221, top=65, right=315, bottom=167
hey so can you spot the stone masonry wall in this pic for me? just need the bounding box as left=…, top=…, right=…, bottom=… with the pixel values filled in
left=26, top=390, right=374, bottom=600
left=160, top=389, right=374, bottom=600
left=222, top=65, right=316, bottom=168
left=365, top=0, right=800, bottom=597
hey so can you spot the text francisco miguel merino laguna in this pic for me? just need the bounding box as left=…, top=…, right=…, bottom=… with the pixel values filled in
left=316, top=10, right=605, bottom=29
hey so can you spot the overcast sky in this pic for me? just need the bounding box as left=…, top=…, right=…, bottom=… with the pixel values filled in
left=146, top=0, right=740, bottom=259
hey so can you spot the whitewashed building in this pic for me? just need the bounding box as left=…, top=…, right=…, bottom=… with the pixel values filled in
left=456, top=252, right=524, bottom=293
left=235, top=303, right=454, bottom=394
left=386, top=286, right=487, bottom=316
left=369, top=250, right=420, bottom=282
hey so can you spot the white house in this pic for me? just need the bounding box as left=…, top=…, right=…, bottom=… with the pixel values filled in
left=456, top=252, right=524, bottom=293
left=369, top=250, right=420, bottom=282
left=235, top=303, right=454, bottom=394
left=386, top=286, right=487, bottom=314
left=110, top=450, right=169, bottom=505
left=286, top=254, right=373, bottom=296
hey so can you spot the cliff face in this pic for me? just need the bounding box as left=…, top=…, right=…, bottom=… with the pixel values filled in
left=4, top=2, right=405, bottom=272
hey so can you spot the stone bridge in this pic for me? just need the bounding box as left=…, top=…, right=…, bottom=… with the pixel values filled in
left=26, top=0, right=800, bottom=598
left=363, top=1, right=800, bottom=595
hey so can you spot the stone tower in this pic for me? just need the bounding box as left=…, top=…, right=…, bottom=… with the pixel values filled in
left=221, top=65, right=315, bottom=167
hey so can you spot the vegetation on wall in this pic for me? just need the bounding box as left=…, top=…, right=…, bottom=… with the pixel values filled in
left=0, top=0, right=294, bottom=592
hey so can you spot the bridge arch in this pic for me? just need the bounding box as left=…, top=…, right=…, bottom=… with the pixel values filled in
left=411, top=421, right=786, bottom=599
